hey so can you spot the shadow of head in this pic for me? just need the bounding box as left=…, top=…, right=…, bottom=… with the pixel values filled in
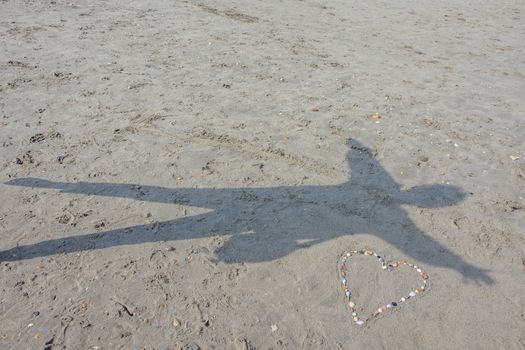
left=399, top=184, right=467, bottom=208
left=344, top=138, right=467, bottom=207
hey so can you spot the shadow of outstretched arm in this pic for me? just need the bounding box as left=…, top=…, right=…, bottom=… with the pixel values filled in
left=368, top=212, right=493, bottom=285
left=5, top=177, right=220, bottom=208
left=0, top=213, right=214, bottom=262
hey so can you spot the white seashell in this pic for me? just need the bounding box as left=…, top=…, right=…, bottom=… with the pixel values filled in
left=348, top=301, right=355, bottom=308
left=356, top=320, right=365, bottom=325
left=377, top=308, right=382, bottom=313
left=417, top=268, right=422, bottom=272
left=342, top=279, right=347, bottom=285
left=401, top=297, right=406, bottom=302
left=386, top=304, right=393, bottom=308
left=352, top=312, right=357, bottom=316
left=409, top=291, right=416, bottom=297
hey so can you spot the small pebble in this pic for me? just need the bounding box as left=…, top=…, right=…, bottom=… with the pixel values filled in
left=348, top=301, right=355, bottom=308
left=409, top=291, right=416, bottom=297
left=356, top=320, right=365, bottom=325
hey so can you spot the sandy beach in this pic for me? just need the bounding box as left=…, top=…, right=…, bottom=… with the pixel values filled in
left=1, top=0, right=524, bottom=348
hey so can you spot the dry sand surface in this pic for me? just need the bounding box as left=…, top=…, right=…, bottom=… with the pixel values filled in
left=1, top=0, right=524, bottom=349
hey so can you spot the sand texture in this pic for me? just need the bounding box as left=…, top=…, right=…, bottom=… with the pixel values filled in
left=1, top=0, right=524, bottom=349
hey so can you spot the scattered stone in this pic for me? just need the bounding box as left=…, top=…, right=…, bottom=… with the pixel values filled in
left=7, top=60, right=30, bottom=68
left=53, top=72, right=72, bottom=79
left=29, top=131, right=61, bottom=143
left=56, top=214, right=71, bottom=224
left=80, top=319, right=91, bottom=328
left=112, top=299, right=134, bottom=317
left=57, top=154, right=70, bottom=164
left=80, top=303, right=88, bottom=312
left=44, top=337, right=55, bottom=350
left=271, top=324, right=278, bottom=332
left=94, top=221, right=106, bottom=229
left=29, top=133, right=46, bottom=143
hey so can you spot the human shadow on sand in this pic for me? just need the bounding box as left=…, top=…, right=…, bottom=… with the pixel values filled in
left=3, top=139, right=492, bottom=284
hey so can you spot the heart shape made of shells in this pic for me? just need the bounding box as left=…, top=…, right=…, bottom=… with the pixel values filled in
left=338, top=249, right=429, bottom=326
